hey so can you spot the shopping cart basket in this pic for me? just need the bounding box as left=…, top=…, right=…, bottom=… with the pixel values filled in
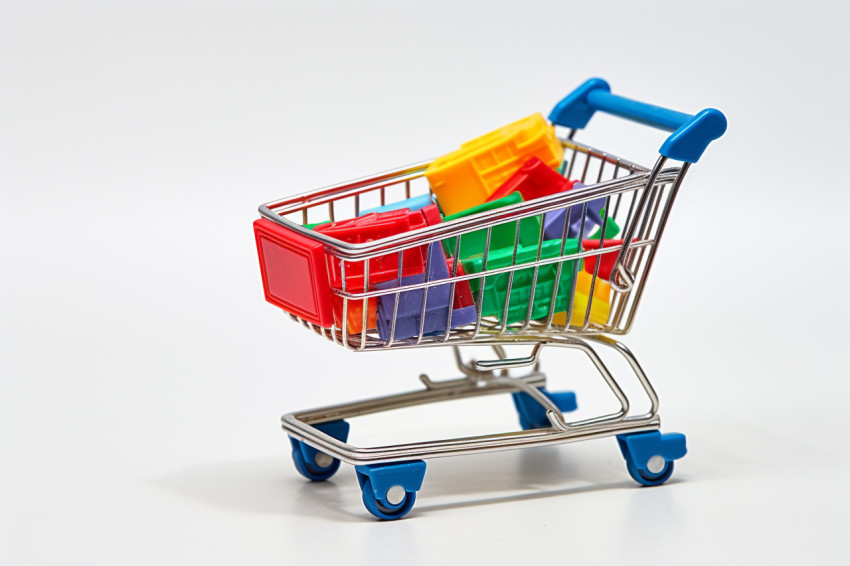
left=254, top=78, right=726, bottom=520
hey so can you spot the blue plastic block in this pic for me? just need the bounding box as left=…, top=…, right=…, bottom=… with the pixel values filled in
left=542, top=183, right=605, bottom=240
left=355, top=460, right=427, bottom=494
left=616, top=431, right=687, bottom=471
left=358, top=194, right=434, bottom=216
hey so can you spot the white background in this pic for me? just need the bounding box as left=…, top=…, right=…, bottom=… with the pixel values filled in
left=2, top=1, right=849, bottom=564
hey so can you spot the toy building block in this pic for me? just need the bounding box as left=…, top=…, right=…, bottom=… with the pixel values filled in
left=485, top=157, right=577, bottom=203
left=441, top=193, right=541, bottom=262
left=375, top=243, right=476, bottom=340
left=461, top=239, right=580, bottom=324
left=426, top=113, right=564, bottom=216
left=552, top=271, right=612, bottom=327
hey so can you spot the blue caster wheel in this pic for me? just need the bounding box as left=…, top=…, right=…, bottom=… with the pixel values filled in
left=289, top=420, right=350, bottom=482
left=626, top=458, right=674, bottom=486
left=355, top=460, right=426, bottom=521
left=512, top=388, right=577, bottom=430
left=360, top=479, right=417, bottom=520
left=617, top=431, right=686, bottom=487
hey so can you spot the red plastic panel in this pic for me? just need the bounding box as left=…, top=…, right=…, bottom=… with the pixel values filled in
left=314, top=205, right=442, bottom=291
left=254, top=219, right=334, bottom=327
left=582, top=239, right=624, bottom=280
left=486, top=157, right=576, bottom=203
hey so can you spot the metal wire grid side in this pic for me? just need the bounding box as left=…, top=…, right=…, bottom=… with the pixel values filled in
left=259, top=139, right=689, bottom=352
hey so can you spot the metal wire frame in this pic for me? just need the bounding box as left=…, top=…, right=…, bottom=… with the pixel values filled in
left=281, top=335, right=662, bottom=466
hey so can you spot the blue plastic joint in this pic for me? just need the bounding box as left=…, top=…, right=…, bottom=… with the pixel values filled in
left=513, top=387, right=578, bottom=430
left=355, top=460, right=427, bottom=496
left=293, top=420, right=350, bottom=464
left=616, top=431, right=687, bottom=471
left=548, top=78, right=726, bottom=163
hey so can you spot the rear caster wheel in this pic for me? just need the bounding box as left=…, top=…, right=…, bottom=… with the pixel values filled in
left=288, top=420, right=350, bottom=482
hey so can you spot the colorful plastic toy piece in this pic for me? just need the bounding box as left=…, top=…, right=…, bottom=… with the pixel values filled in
left=254, top=219, right=335, bottom=327
left=485, top=157, right=577, bottom=203
left=589, top=214, right=620, bottom=239
left=358, top=194, right=434, bottom=216
left=335, top=296, right=377, bottom=335
left=462, top=239, right=580, bottom=324
left=426, top=113, right=564, bottom=216
left=316, top=205, right=441, bottom=293
left=442, top=192, right=541, bottom=261
left=542, top=182, right=607, bottom=240
left=552, top=270, right=612, bottom=326
left=582, top=239, right=625, bottom=280
left=375, top=243, right=472, bottom=340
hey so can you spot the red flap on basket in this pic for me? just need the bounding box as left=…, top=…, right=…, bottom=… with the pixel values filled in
left=254, top=219, right=334, bottom=327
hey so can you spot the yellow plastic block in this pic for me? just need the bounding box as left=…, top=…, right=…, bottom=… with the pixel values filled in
left=426, top=113, right=564, bottom=216
left=553, top=271, right=612, bottom=327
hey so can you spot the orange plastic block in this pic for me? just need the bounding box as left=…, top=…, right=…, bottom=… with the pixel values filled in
left=334, top=296, right=377, bottom=335
left=425, top=113, right=564, bottom=216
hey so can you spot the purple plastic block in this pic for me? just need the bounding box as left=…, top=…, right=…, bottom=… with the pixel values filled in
left=376, top=303, right=478, bottom=341
left=375, top=242, right=479, bottom=340
left=542, top=182, right=606, bottom=240
left=376, top=243, right=451, bottom=320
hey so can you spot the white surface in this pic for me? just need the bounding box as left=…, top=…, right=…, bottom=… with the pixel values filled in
left=2, top=1, right=849, bottom=564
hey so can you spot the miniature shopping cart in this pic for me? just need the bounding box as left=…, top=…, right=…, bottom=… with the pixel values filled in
left=254, top=78, right=726, bottom=520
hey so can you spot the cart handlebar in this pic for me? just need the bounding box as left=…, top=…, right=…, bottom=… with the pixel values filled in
left=548, top=78, right=726, bottom=164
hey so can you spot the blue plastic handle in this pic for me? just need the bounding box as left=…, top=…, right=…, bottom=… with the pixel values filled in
left=548, top=78, right=727, bottom=163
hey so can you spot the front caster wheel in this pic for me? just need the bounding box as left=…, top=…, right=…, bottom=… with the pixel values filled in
left=617, top=431, right=686, bottom=487
left=360, top=479, right=417, bottom=520
left=355, top=460, right=426, bottom=521
left=626, top=458, right=674, bottom=487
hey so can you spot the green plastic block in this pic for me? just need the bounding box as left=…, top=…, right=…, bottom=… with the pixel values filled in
left=589, top=213, right=620, bottom=240
left=442, top=192, right=541, bottom=261
left=462, top=238, right=580, bottom=324
left=303, top=220, right=330, bottom=230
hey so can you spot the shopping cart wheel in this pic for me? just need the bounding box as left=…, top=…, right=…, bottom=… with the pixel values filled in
left=512, top=388, right=577, bottom=430
left=288, top=420, right=350, bottom=482
left=616, top=431, right=687, bottom=487
left=355, top=460, right=426, bottom=520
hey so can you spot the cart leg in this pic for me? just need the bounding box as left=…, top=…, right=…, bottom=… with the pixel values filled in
left=289, top=420, right=350, bottom=482
left=355, top=460, right=426, bottom=520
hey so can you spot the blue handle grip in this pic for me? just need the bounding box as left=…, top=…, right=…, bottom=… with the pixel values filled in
left=548, top=78, right=727, bottom=163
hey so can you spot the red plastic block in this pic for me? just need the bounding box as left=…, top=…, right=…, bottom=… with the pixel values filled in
left=254, top=219, right=334, bottom=327
left=486, top=157, right=576, bottom=203
left=317, top=205, right=443, bottom=291
left=446, top=258, right=474, bottom=310
left=582, top=239, right=625, bottom=280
